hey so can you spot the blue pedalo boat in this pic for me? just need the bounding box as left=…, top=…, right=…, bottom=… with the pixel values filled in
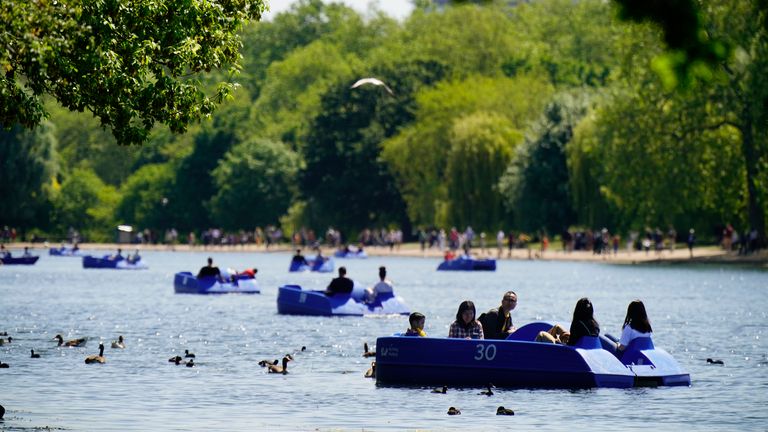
left=437, top=257, right=496, bottom=271
left=49, top=247, right=84, bottom=257
left=333, top=250, right=368, bottom=259
left=277, top=284, right=409, bottom=316
left=82, top=255, right=148, bottom=269
left=374, top=321, right=689, bottom=389
left=174, top=272, right=260, bottom=294
left=1, top=256, right=39, bottom=265
left=289, top=257, right=334, bottom=273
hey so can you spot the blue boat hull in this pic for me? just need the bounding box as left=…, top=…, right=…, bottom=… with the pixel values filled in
left=277, top=285, right=409, bottom=316
left=333, top=250, right=368, bottom=259
left=437, top=257, right=496, bottom=271
left=1, top=256, right=39, bottom=265
left=375, top=322, right=690, bottom=389
left=174, top=272, right=260, bottom=294
left=289, top=257, right=334, bottom=273
left=82, top=255, right=148, bottom=269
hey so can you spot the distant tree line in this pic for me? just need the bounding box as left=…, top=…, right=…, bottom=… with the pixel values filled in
left=1, top=0, right=765, bottom=246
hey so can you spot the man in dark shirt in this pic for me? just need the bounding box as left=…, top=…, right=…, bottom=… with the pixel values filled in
left=325, top=266, right=354, bottom=296
left=292, top=249, right=308, bottom=266
left=197, top=257, right=222, bottom=279
left=479, top=291, right=518, bottom=339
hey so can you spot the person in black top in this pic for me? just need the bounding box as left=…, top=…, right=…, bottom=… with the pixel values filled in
left=566, top=297, right=600, bottom=346
left=536, top=297, right=599, bottom=345
left=197, top=257, right=222, bottom=279
left=325, top=266, right=354, bottom=296
left=478, top=291, right=517, bottom=339
left=292, top=249, right=308, bottom=266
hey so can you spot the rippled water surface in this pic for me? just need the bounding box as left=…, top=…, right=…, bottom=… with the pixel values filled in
left=1, top=250, right=766, bottom=431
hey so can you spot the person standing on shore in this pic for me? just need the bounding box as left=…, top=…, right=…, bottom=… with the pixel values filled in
left=687, top=229, right=696, bottom=258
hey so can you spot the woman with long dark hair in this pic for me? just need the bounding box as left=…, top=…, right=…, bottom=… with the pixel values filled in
left=617, top=300, right=653, bottom=351
left=448, top=300, right=484, bottom=339
left=567, top=297, right=600, bottom=346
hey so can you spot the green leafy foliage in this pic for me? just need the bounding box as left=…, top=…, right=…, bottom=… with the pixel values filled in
left=209, top=138, right=300, bottom=229
left=0, top=123, right=58, bottom=230
left=115, top=163, right=176, bottom=230
left=52, top=167, right=120, bottom=241
left=1, top=0, right=265, bottom=145
left=499, top=95, right=587, bottom=234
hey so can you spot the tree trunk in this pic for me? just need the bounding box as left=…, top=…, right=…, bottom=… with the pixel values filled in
left=740, top=108, right=767, bottom=248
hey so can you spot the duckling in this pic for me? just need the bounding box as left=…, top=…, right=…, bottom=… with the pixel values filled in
left=706, top=358, right=724, bottom=365
left=0, top=361, right=9, bottom=368
left=0, top=336, right=12, bottom=346
left=54, top=334, right=87, bottom=347
left=432, top=386, right=448, bottom=394
left=258, top=359, right=278, bottom=368
left=186, top=359, right=195, bottom=367
left=447, top=407, right=461, bottom=415
left=496, top=406, right=515, bottom=416
left=30, top=349, right=40, bottom=358
left=84, top=343, right=106, bottom=364
left=111, top=335, right=125, bottom=349
left=168, top=355, right=182, bottom=363
left=364, top=361, right=376, bottom=378
left=479, top=384, right=495, bottom=396
left=267, top=355, right=291, bottom=374
left=184, top=349, right=195, bottom=358
left=362, top=342, right=375, bottom=358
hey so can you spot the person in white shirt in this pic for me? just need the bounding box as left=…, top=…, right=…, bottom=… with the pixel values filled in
left=617, top=300, right=653, bottom=352
left=366, top=266, right=393, bottom=302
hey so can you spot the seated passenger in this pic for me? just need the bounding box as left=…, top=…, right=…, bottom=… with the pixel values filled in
left=324, top=266, right=354, bottom=296
left=197, top=257, right=222, bottom=280
left=0, top=244, right=10, bottom=258
left=478, top=291, right=517, bottom=340
left=291, top=249, right=308, bottom=266
left=111, top=248, right=124, bottom=261
left=448, top=300, right=484, bottom=339
left=536, top=297, right=599, bottom=346
left=127, top=249, right=141, bottom=264
left=404, top=312, right=427, bottom=337
left=22, top=247, right=32, bottom=257
left=366, top=266, right=394, bottom=302
left=617, top=300, right=653, bottom=352
left=72, top=242, right=80, bottom=252
left=238, top=267, right=258, bottom=278
left=444, top=250, right=456, bottom=261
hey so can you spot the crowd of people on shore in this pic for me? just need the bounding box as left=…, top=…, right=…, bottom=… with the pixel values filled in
left=1, top=221, right=763, bottom=257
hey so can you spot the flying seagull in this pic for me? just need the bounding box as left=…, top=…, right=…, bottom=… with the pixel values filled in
left=350, top=77, right=394, bottom=96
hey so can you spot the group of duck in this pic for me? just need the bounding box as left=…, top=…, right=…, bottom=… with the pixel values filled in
left=0, top=333, right=125, bottom=367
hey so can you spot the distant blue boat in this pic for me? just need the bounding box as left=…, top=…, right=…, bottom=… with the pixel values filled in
left=374, top=322, right=690, bottom=389
left=437, top=256, right=496, bottom=271
left=289, top=257, right=335, bottom=273
left=49, top=247, right=84, bottom=257
left=333, top=250, right=368, bottom=259
left=173, top=272, right=261, bottom=294
left=1, top=256, right=39, bottom=265
left=277, top=284, right=409, bottom=316
left=82, top=255, right=148, bottom=270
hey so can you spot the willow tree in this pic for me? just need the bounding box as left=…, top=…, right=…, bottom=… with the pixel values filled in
left=445, top=112, right=521, bottom=231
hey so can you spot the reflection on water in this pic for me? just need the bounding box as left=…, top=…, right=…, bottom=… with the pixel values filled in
left=1, top=250, right=766, bottom=431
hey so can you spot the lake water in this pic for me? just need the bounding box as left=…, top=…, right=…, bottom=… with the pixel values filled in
left=1, top=249, right=766, bottom=431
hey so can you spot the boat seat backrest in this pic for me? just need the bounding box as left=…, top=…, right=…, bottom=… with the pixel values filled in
left=573, top=336, right=602, bottom=349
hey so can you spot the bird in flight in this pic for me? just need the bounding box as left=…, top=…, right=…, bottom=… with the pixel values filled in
left=350, top=78, right=394, bottom=96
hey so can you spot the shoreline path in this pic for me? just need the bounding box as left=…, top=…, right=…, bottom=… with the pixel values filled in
left=10, top=242, right=766, bottom=266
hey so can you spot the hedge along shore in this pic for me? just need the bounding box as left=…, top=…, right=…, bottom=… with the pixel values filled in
left=6, top=241, right=767, bottom=267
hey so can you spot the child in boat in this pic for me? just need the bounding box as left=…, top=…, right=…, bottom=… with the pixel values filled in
left=405, top=312, right=427, bottom=337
